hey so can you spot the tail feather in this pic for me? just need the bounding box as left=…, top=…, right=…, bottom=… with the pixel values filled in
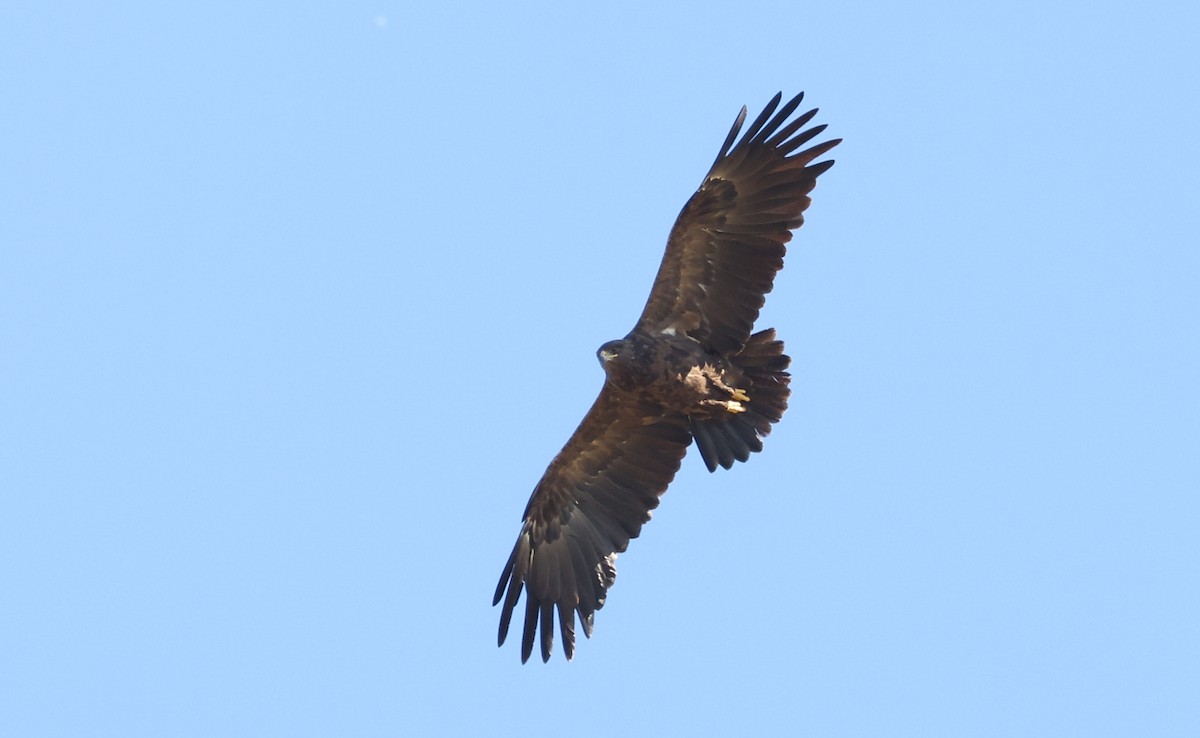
left=690, top=328, right=791, bottom=472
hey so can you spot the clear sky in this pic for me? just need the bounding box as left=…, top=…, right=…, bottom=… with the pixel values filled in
left=3, top=2, right=1198, bottom=736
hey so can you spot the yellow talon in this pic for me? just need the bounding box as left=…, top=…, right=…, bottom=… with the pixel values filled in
left=731, top=388, right=750, bottom=403
left=726, top=400, right=747, bottom=414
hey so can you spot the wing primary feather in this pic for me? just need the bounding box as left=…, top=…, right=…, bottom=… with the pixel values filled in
left=737, top=92, right=784, bottom=148
left=520, top=595, right=538, bottom=664
left=496, top=537, right=528, bottom=645
left=539, top=601, right=555, bottom=662
left=712, top=106, right=749, bottom=168
left=581, top=611, right=595, bottom=639
left=776, top=122, right=828, bottom=155
left=804, top=157, right=839, bottom=180
left=754, top=93, right=805, bottom=145
left=793, top=138, right=842, bottom=166
left=557, top=602, right=576, bottom=661
left=765, top=107, right=819, bottom=148
left=492, top=545, right=517, bottom=606
left=497, top=573, right=523, bottom=646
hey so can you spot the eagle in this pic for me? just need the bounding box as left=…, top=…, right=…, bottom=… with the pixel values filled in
left=493, top=92, right=839, bottom=663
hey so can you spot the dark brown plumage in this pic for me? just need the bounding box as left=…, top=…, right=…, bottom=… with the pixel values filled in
left=494, top=92, right=839, bottom=662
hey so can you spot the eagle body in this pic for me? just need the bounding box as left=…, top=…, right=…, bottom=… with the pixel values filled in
left=494, top=93, right=839, bottom=662
left=598, top=329, right=780, bottom=440
left=597, top=330, right=742, bottom=407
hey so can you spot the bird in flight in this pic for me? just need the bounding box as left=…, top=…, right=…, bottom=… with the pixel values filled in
left=494, top=92, right=839, bottom=662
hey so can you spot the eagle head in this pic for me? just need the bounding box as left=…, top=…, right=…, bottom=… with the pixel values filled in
left=596, top=339, right=625, bottom=368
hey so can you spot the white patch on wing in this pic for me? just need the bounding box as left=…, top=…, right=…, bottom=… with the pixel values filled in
left=660, top=326, right=677, bottom=336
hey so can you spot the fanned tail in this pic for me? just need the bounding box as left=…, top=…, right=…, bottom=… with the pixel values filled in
left=690, top=328, right=791, bottom=472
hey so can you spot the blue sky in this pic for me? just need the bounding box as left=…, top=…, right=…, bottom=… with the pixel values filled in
left=3, top=2, right=1198, bottom=736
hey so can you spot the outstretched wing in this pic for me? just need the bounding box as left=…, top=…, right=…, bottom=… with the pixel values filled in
left=635, top=92, right=841, bottom=354
left=493, top=387, right=691, bottom=663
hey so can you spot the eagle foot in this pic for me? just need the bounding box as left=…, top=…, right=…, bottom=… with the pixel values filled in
left=730, top=388, right=750, bottom=403
left=725, top=400, right=747, bottom=414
